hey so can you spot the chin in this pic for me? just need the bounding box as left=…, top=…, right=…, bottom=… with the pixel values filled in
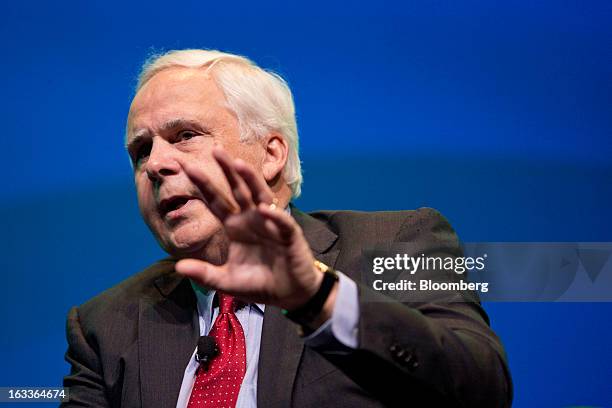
left=160, top=223, right=228, bottom=262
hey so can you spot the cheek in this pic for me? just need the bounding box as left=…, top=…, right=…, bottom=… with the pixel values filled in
left=187, top=153, right=232, bottom=193
left=222, top=143, right=265, bottom=177
left=235, top=142, right=263, bottom=164
left=135, top=178, right=156, bottom=219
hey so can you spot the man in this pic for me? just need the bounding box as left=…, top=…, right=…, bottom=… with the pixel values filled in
left=62, top=49, right=512, bottom=407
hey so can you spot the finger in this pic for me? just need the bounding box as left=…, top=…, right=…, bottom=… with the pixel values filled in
left=175, top=259, right=232, bottom=291
left=181, top=161, right=238, bottom=222
left=252, top=214, right=286, bottom=243
left=224, top=212, right=269, bottom=244
left=257, top=202, right=298, bottom=243
left=225, top=209, right=287, bottom=245
left=234, top=158, right=275, bottom=205
left=212, top=147, right=255, bottom=211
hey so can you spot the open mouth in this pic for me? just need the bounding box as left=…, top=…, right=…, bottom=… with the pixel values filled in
left=159, top=196, right=191, bottom=216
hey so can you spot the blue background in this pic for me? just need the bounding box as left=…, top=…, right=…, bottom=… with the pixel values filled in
left=1, top=1, right=611, bottom=406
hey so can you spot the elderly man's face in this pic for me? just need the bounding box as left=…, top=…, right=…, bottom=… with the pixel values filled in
left=126, top=67, right=263, bottom=259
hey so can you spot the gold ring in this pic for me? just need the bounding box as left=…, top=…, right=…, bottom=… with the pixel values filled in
left=269, top=197, right=279, bottom=210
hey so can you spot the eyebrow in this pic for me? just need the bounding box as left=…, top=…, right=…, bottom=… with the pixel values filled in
left=125, top=118, right=208, bottom=150
left=159, top=118, right=204, bottom=132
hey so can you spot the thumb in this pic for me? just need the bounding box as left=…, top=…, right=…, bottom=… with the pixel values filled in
left=175, top=259, right=228, bottom=291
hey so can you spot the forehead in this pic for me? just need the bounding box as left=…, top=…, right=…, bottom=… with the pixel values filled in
left=127, top=67, right=229, bottom=136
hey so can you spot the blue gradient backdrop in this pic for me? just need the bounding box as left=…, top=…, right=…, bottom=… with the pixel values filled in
left=1, top=1, right=611, bottom=406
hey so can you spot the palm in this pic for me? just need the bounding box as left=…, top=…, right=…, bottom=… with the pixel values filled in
left=224, top=210, right=315, bottom=307
left=226, top=241, right=287, bottom=301
left=175, top=148, right=321, bottom=310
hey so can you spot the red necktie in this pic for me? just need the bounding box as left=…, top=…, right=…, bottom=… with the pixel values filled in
left=187, top=293, right=247, bottom=408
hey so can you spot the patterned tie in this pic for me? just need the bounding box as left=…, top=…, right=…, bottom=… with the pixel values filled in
left=187, top=292, right=247, bottom=408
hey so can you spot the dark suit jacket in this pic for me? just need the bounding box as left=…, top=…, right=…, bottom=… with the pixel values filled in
left=62, top=207, right=512, bottom=407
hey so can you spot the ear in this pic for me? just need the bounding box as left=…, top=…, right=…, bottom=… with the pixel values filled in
left=262, top=133, right=288, bottom=183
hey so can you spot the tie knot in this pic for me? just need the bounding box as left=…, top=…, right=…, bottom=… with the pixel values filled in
left=217, top=292, right=236, bottom=314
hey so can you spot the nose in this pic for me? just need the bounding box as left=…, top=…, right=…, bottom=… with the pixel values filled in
left=145, top=137, right=181, bottom=182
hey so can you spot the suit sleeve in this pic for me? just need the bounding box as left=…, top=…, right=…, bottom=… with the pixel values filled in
left=310, top=209, right=513, bottom=408
left=62, top=306, right=111, bottom=407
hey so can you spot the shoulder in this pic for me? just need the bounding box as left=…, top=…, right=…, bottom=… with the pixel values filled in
left=306, top=207, right=456, bottom=242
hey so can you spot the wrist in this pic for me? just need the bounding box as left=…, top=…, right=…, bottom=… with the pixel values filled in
left=283, top=260, right=339, bottom=333
left=307, top=279, right=338, bottom=330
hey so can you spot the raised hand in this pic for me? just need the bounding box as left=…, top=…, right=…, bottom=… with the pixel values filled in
left=175, top=146, right=325, bottom=312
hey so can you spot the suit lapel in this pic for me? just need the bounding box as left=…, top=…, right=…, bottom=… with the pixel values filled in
left=136, top=208, right=339, bottom=407
left=257, top=206, right=339, bottom=407
left=139, top=264, right=199, bottom=408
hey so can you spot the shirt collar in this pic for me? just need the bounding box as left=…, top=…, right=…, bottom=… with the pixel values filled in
left=190, top=281, right=265, bottom=313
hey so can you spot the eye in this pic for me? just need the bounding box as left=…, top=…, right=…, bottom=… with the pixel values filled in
left=178, top=130, right=197, bottom=141
left=132, top=141, right=152, bottom=165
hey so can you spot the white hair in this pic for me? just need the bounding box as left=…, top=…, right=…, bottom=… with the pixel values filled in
left=134, top=49, right=302, bottom=198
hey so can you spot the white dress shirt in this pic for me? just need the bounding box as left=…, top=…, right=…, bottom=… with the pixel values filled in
left=176, top=273, right=359, bottom=408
